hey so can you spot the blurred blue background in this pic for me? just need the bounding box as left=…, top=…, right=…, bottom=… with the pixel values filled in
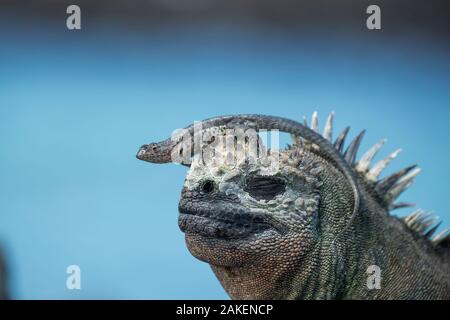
left=0, top=2, right=449, bottom=299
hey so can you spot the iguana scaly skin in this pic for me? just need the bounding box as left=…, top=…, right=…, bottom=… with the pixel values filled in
left=137, top=113, right=450, bottom=299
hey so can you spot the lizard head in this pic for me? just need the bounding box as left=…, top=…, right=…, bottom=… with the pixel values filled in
left=136, top=140, right=176, bottom=163
left=178, top=137, right=354, bottom=267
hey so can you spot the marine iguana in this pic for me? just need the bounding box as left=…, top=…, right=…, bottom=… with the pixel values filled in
left=136, top=113, right=450, bottom=299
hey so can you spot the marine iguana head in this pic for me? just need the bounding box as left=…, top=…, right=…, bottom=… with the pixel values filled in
left=177, top=126, right=357, bottom=299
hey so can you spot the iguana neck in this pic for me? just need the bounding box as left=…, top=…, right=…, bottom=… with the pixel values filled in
left=209, top=238, right=356, bottom=300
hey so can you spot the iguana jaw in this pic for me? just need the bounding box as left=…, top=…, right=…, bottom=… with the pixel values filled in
left=178, top=204, right=286, bottom=239
left=182, top=227, right=285, bottom=268
left=178, top=200, right=291, bottom=267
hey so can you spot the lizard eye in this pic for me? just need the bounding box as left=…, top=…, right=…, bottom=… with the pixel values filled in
left=244, top=176, right=286, bottom=201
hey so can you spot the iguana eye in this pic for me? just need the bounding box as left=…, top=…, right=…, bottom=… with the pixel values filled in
left=244, top=176, right=286, bottom=201
left=200, top=180, right=215, bottom=194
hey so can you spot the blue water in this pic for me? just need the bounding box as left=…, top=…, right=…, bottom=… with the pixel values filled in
left=0, top=22, right=449, bottom=299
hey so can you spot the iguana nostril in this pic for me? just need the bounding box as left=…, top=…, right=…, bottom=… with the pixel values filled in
left=136, top=145, right=149, bottom=159
left=201, top=180, right=215, bottom=194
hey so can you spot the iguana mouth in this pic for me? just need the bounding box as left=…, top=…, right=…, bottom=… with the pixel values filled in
left=178, top=207, right=274, bottom=239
